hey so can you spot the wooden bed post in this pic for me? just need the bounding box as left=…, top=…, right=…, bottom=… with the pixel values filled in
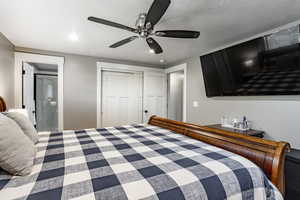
left=148, top=116, right=290, bottom=194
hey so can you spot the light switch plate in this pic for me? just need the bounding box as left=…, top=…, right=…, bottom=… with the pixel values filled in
left=193, top=101, right=199, bottom=107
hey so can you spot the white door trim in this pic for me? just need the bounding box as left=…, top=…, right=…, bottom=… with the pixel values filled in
left=165, top=63, right=187, bottom=122
left=97, top=62, right=164, bottom=128
left=14, top=52, right=65, bottom=131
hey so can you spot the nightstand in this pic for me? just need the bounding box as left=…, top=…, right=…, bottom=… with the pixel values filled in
left=204, top=124, right=265, bottom=138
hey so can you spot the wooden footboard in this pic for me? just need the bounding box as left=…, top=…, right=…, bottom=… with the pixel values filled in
left=148, top=116, right=290, bottom=194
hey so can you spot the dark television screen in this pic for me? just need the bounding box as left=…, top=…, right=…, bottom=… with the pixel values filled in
left=200, top=25, right=300, bottom=97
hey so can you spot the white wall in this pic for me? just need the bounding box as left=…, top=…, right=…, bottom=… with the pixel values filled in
left=186, top=57, right=300, bottom=149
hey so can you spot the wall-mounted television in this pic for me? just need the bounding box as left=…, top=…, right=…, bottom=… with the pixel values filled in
left=200, top=25, right=300, bottom=97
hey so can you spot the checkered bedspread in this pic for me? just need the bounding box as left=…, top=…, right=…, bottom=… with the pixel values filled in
left=0, top=124, right=283, bottom=200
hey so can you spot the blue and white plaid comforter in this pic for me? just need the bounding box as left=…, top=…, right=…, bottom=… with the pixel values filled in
left=0, top=124, right=283, bottom=200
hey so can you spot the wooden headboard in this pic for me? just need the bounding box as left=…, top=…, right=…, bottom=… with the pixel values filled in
left=148, top=116, right=290, bottom=194
left=0, top=96, right=6, bottom=112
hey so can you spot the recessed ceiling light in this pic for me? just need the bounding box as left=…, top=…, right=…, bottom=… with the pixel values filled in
left=149, top=49, right=155, bottom=54
left=160, top=59, right=165, bottom=63
left=69, top=32, right=79, bottom=42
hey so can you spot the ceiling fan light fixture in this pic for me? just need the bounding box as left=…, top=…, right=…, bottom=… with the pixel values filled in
left=136, top=13, right=147, bottom=28
left=149, top=49, right=155, bottom=54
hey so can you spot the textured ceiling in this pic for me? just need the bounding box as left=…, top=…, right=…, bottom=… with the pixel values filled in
left=1, top=0, right=300, bottom=66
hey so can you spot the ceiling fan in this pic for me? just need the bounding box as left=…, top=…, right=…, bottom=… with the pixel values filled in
left=88, top=0, right=200, bottom=54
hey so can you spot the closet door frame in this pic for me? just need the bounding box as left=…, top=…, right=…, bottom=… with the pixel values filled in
left=96, top=62, right=165, bottom=128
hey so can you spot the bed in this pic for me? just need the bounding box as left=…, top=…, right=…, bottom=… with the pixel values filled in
left=0, top=97, right=289, bottom=200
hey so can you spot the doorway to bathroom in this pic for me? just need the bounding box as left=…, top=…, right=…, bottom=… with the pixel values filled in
left=23, top=62, right=59, bottom=132
left=15, top=52, right=64, bottom=131
left=167, top=70, right=184, bottom=121
left=165, top=63, right=187, bottom=122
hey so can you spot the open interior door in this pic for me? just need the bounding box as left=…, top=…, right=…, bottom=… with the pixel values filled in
left=22, top=62, right=36, bottom=125
left=143, top=71, right=167, bottom=123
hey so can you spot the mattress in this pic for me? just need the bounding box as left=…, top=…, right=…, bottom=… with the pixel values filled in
left=0, top=124, right=283, bottom=200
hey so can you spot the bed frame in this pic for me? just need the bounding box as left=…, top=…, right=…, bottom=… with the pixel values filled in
left=149, top=116, right=290, bottom=194
left=0, top=96, right=289, bottom=193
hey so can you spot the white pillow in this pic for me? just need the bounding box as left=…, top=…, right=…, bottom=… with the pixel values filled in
left=3, top=112, right=38, bottom=144
left=8, top=109, right=29, bottom=118
left=0, top=114, right=36, bottom=176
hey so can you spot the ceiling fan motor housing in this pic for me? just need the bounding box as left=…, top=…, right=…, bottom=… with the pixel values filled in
left=136, top=13, right=152, bottom=38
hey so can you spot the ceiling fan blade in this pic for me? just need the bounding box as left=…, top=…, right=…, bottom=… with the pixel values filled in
left=146, top=37, right=163, bottom=54
left=88, top=16, right=137, bottom=33
left=145, top=0, right=171, bottom=28
left=155, top=30, right=200, bottom=38
left=109, top=36, right=139, bottom=48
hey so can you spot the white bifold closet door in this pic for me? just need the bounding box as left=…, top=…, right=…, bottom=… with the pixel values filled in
left=143, top=72, right=167, bottom=123
left=102, top=71, right=143, bottom=127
